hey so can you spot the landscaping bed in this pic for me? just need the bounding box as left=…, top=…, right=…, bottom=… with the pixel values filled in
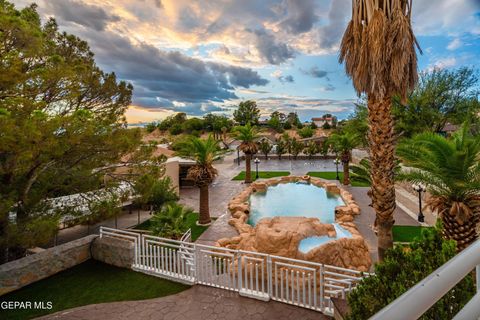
left=232, top=171, right=290, bottom=181
left=306, top=171, right=370, bottom=187
left=0, top=260, right=190, bottom=320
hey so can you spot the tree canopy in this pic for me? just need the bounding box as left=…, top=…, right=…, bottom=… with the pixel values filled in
left=233, top=100, right=260, bottom=125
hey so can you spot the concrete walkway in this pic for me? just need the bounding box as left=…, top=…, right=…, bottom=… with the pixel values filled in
left=39, top=286, right=330, bottom=320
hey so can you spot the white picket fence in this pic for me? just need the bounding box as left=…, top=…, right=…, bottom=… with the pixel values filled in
left=99, top=226, right=368, bottom=315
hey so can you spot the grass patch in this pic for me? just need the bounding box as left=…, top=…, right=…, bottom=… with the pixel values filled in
left=0, top=260, right=190, bottom=320
left=134, top=212, right=209, bottom=241
left=393, top=225, right=431, bottom=243
left=232, top=171, right=290, bottom=181
left=306, top=171, right=370, bottom=187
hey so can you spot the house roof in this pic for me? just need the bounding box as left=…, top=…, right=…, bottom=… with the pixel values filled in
left=312, top=117, right=334, bottom=121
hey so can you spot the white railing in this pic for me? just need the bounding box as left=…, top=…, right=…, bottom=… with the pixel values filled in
left=371, top=239, right=480, bottom=320
left=99, top=227, right=368, bottom=315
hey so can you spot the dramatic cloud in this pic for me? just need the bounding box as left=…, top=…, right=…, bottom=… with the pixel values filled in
left=280, top=0, right=318, bottom=34
left=251, top=29, right=296, bottom=64
left=46, top=0, right=120, bottom=31
left=301, top=66, right=329, bottom=78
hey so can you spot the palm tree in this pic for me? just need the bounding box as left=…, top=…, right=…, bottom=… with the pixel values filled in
left=234, top=123, right=259, bottom=183
left=290, top=138, right=304, bottom=160
left=329, top=132, right=361, bottom=185
left=276, top=140, right=286, bottom=160
left=150, top=203, right=194, bottom=239
left=339, top=0, right=420, bottom=260
left=305, top=141, right=319, bottom=159
left=397, top=125, right=480, bottom=251
left=351, top=157, right=402, bottom=185
left=176, top=135, right=222, bottom=225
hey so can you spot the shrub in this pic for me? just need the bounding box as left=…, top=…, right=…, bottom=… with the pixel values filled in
left=298, top=126, right=314, bottom=138
left=346, top=225, right=474, bottom=319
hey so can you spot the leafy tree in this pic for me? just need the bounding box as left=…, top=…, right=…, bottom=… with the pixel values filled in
left=169, top=123, right=183, bottom=135
left=145, top=122, right=159, bottom=133
left=322, top=122, right=331, bottom=130
left=397, top=124, right=480, bottom=251
left=347, top=225, right=474, bottom=319
left=233, top=100, right=260, bottom=125
left=234, top=123, right=259, bottom=183
left=175, top=136, right=222, bottom=225
left=341, top=103, right=369, bottom=146
left=203, top=114, right=233, bottom=139
left=290, top=138, right=304, bottom=160
left=150, top=203, right=193, bottom=240
left=328, top=132, right=361, bottom=185
left=276, top=140, right=286, bottom=160
left=286, top=112, right=302, bottom=128
left=310, top=121, right=318, bottom=129
left=394, top=67, right=480, bottom=137
left=0, top=1, right=152, bottom=261
left=182, top=118, right=204, bottom=134
left=133, top=175, right=178, bottom=211
left=298, top=126, right=314, bottom=138
left=305, top=141, right=319, bottom=159
left=258, top=139, right=272, bottom=160
left=268, top=113, right=284, bottom=132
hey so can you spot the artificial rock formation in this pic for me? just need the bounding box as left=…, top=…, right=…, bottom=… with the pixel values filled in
left=218, top=176, right=372, bottom=272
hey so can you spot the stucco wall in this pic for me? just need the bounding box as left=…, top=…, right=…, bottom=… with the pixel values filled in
left=0, top=235, right=96, bottom=296
left=165, top=160, right=180, bottom=195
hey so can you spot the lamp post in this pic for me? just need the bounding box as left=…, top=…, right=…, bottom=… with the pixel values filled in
left=412, top=183, right=426, bottom=223
left=237, top=147, right=240, bottom=165
left=254, top=158, right=260, bottom=180
left=334, top=158, right=340, bottom=180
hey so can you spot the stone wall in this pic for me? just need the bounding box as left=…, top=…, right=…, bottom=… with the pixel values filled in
left=91, top=236, right=135, bottom=269
left=0, top=235, right=96, bottom=296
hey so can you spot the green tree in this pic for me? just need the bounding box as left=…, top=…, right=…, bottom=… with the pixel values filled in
left=286, top=112, right=302, bottom=128
left=341, top=103, right=368, bottom=146
left=133, top=175, right=178, bottom=212
left=298, top=126, right=314, bottom=138
left=258, top=139, right=272, bottom=160
left=0, top=1, right=149, bottom=261
left=150, top=203, right=193, bottom=240
left=233, top=100, right=260, bottom=125
left=268, top=112, right=284, bottom=132
left=175, top=136, right=222, bottom=225
left=276, top=140, right=286, bottom=160
left=396, top=124, right=480, bottom=251
left=234, top=123, right=259, bottom=183
left=290, top=138, right=304, bottom=160
left=394, top=67, right=480, bottom=137
left=328, top=132, right=361, bottom=185
left=203, top=114, right=233, bottom=140
left=347, top=225, right=474, bottom=319
left=304, top=141, right=319, bottom=159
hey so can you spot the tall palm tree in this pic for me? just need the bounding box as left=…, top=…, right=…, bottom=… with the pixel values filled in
left=397, top=125, right=480, bottom=251
left=339, top=0, right=420, bottom=260
left=329, top=132, right=361, bottom=185
left=176, top=135, right=222, bottom=225
left=234, top=123, right=259, bottom=183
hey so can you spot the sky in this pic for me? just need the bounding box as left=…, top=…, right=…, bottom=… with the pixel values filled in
left=11, top=0, right=480, bottom=123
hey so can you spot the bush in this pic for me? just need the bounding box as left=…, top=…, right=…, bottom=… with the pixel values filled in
left=298, top=126, right=314, bottom=138
left=169, top=123, right=183, bottom=135
left=347, top=225, right=474, bottom=319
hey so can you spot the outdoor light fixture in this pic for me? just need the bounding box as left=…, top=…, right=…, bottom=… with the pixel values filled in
left=254, top=158, right=260, bottom=180
left=412, top=183, right=427, bottom=223
left=237, top=147, right=240, bottom=166
left=333, top=158, right=340, bottom=180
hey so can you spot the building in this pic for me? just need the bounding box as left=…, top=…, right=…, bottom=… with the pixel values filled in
left=312, top=117, right=335, bottom=128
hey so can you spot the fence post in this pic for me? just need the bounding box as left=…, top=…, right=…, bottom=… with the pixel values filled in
left=237, top=252, right=242, bottom=291
left=319, top=264, right=324, bottom=310
left=267, top=255, right=272, bottom=297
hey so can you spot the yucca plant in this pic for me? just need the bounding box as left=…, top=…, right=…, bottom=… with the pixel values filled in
left=329, top=132, right=361, bottom=185
left=397, top=124, right=480, bottom=251
left=233, top=123, right=259, bottom=183
left=176, top=135, right=222, bottom=225
left=339, top=0, right=420, bottom=260
left=150, top=203, right=193, bottom=239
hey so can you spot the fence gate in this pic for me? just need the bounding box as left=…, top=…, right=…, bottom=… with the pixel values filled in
left=100, top=227, right=367, bottom=315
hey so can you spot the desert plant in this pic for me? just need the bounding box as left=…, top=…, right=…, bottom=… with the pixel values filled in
left=150, top=203, right=193, bottom=239
left=234, top=123, right=259, bottom=183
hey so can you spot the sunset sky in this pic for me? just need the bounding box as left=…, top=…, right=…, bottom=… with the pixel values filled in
left=12, top=0, right=480, bottom=123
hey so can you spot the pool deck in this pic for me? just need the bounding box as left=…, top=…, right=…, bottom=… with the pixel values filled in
left=184, top=150, right=431, bottom=264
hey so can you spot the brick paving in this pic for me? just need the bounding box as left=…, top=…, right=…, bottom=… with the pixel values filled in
left=39, top=286, right=330, bottom=320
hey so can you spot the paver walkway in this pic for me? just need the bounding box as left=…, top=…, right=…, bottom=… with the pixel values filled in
left=39, top=286, right=330, bottom=320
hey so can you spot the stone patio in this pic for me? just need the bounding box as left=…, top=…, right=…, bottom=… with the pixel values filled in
left=39, top=286, right=330, bottom=320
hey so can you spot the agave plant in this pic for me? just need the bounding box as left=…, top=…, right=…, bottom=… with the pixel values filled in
left=339, top=0, right=420, bottom=260
left=397, top=124, right=480, bottom=251
left=175, top=135, right=222, bottom=225
left=233, top=123, right=259, bottom=183
left=150, top=203, right=193, bottom=239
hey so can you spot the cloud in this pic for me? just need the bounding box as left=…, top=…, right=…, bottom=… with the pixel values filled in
left=447, top=38, right=462, bottom=50
left=427, top=57, right=458, bottom=71
left=46, top=0, right=120, bottom=31
left=279, top=0, right=318, bottom=34
left=251, top=28, right=296, bottom=64
left=318, top=84, right=336, bottom=92
left=301, top=66, right=329, bottom=78
left=271, top=70, right=295, bottom=84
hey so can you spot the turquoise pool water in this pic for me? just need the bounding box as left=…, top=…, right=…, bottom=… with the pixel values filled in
left=298, top=223, right=353, bottom=253
left=248, top=182, right=345, bottom=226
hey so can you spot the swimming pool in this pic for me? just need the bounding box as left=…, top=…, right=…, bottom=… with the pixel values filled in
left=248, top=182, right=345, bottom=226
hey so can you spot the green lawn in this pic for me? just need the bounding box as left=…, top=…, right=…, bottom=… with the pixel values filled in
left=306, top=171, right=370, bottom=187
left=135, top=212, right=209, bottom=241
left=393, top=225, right=431, bottom=243
left=0, top=260, right=190, bottom=320
left=232, top=171, right=290, bottom=181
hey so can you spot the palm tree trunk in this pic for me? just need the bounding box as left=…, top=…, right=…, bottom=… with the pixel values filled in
left=245, top=153, right=252, bottom=183
left=441, top=206, right=479, bottom=251
left=198, top=184, right=211, bottom=225
left=343, top=161, right=350, bottom=185
left=368, top=95, right=396, bottom=261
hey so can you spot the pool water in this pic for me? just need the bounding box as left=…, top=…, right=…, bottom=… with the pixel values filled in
left=298, top=223, right=353, bottom=253
left=248, top=182, right=345, bottom=226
